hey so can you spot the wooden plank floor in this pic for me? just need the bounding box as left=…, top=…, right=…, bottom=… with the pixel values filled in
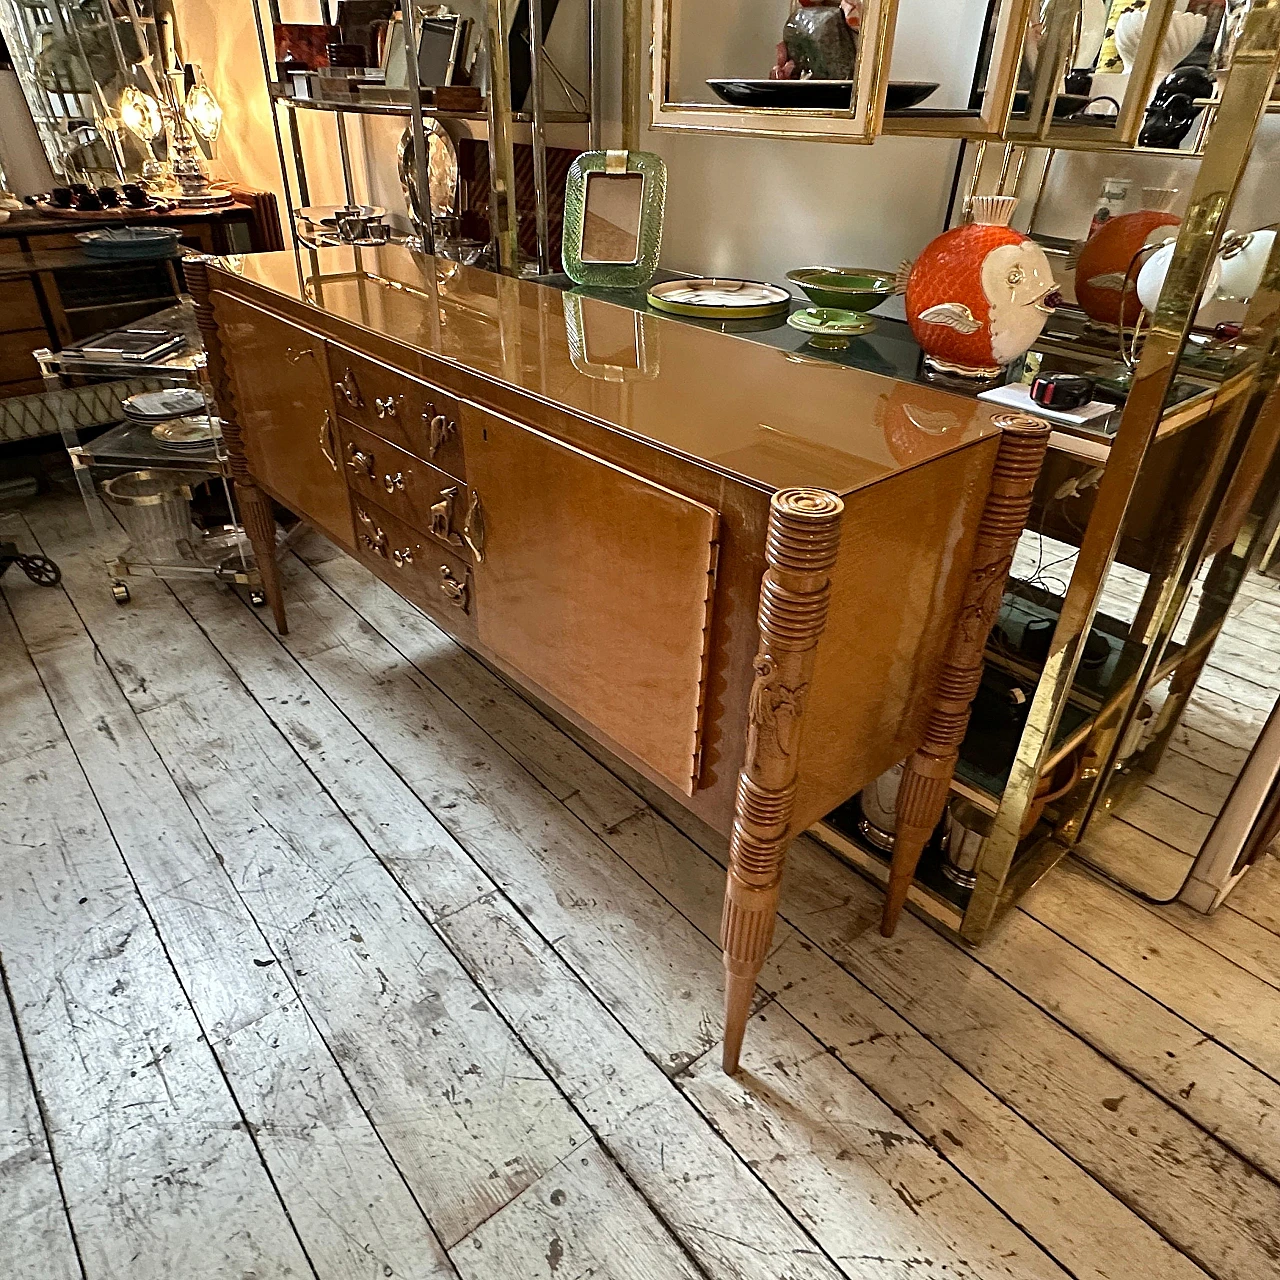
left=4, top=491, right=1280, bottom=1280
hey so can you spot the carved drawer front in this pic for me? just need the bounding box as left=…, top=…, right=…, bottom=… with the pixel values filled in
left=465, top=404, right=720, bottom=795
left=337, top=418, right=482, bottom=561
left=213, top=294, right=355, bottom=548
left=325, top=343, right=465, bottom=481
left=349, top=491, right=477, bottom=643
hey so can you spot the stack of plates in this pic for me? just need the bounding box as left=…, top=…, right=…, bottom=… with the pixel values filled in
left=150, top=415, right=219, bottom=451
left=123, top=388, right=207, bottom=422
left=77, top=227, right=183, bottom=261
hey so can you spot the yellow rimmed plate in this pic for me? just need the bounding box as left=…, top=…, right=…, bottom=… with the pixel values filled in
left=647, top=278, right=792, bottom=320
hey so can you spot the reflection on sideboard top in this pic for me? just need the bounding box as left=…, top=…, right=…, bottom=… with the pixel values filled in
left=212, top=245, right=1004, bottom=495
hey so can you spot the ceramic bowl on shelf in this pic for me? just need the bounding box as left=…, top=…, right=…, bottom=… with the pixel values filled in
left=786, top=266, right=896, bottom=312
left=787, top=306, right=875, bottom=348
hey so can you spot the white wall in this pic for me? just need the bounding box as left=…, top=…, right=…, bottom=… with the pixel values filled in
left=170, top=0, right=1277, bottom=291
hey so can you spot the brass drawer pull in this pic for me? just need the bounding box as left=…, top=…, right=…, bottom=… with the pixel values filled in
left=463, top=490, right=485, bottom=562
left=319, top=411, right=338, bottom=470
left=392, top=546, right=414, bottom=568
left=355, top=506, right=387, bottom=557
left=439, top=565, right=469, bottom=611
left=383, top=471, right=405, bottom=494
left=334, top=367, right=364, bottom=408
left=346, top=443, right=375, bottom=480
left=429, top=485, right=465, bottom=548
left=375, top=395, right=400, bottom=419
left=427, top=410, right=456, bottom=459
left=286, top=345, right=315, bottom=363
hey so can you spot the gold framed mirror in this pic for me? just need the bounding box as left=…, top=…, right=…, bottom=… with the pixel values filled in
left=649, top=0, right=899, bottom=143
left=880, top=0, right=1038, bottom=138
left=1004, top=0, right=1184, bottom=149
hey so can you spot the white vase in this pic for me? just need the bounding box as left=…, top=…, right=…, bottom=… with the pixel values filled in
left=1115, top=6, right=1208, bottom=82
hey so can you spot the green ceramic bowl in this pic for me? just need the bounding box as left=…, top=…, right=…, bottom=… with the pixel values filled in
left=787, top=307, right=876, bottom=348
left=786, top=266, right=896, bottom=312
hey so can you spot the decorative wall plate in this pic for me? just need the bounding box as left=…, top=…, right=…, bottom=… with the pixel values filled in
left=647, top=278, right=791, bottom=319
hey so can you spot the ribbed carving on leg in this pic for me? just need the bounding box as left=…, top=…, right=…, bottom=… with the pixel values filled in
left=728, top=827, right=789, bottom=885
left=765, top=488, right=844, bottom=574
left=893, top=767, right=953, bottom=830
left=723, top=485, right=843, bottom=1071
left=735, top=774, right=795, bottom=829
left=720, top=894, right=778, bottom=966
left=881, top=414, right=1050, bottom=937
left=758, top=577, right=832, bottom=648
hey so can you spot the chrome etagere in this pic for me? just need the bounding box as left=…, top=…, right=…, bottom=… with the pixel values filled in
left=251, top=0, right=607, bottom=275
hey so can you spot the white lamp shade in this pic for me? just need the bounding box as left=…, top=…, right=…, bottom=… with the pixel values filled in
left=1216, top=229, right=1276, bottom=302
left=1136, top=241, right=1221, bottom=319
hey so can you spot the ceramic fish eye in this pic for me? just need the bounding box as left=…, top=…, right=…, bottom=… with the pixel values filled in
left=1007, top=267, right=1026, bottom=286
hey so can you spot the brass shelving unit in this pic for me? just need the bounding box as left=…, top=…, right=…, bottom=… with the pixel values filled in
left=640, top=0, right=1280, bottom=940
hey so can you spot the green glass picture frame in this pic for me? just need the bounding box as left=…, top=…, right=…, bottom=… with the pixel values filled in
left=562, top=150, right=667, bottom=288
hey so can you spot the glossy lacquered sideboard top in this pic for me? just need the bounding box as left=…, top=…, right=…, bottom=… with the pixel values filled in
left=212, top=246, right=1004, bottom=495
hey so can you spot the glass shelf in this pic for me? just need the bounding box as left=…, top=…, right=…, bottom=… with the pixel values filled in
left=270, top=86, right=588, bottom=125
left=67, top=416, right=224, bottom=474
left=37, top=303, right=205, bottom=381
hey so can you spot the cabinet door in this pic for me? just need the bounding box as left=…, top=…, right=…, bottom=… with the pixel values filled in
left=213, top=292, right=355, bottom=548
left=465, top=404, right=720, bottom=795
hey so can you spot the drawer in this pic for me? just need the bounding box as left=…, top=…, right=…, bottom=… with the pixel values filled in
left=1, top=278, right=45, bottom=333
left=326, top=343, right=465, bottom=480
left=338, top=417, right=479, bottom=560
left=349, top=491, right=477, bottom=643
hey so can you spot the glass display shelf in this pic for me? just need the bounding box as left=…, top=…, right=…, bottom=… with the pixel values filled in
left=66, top=416, right=225, bottom=475
left=36, top=304, right=205, bottom=382
left=269, top=85, right=589, bottom=125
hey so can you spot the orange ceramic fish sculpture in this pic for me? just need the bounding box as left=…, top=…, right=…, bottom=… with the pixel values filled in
left=1074, top=206, right=1181, bottom=329
left=900, top=195, right=1055, bottom=379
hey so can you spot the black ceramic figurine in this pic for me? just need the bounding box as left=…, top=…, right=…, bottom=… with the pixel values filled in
left=1139, top=64, right=1214, bottom=148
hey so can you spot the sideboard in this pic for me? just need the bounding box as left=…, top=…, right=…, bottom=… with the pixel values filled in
left=185, top=247, right=1048, bottom=1070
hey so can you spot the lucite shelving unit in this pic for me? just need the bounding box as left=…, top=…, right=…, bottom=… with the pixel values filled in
left=39, top=299, right=272, bottom=604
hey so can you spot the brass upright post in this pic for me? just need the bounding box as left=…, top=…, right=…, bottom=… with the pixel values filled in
left=484, top=0, right=519, bottom=273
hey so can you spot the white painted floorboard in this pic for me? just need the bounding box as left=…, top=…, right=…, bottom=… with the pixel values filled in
left=3, top=492, right=1280, bottom=1280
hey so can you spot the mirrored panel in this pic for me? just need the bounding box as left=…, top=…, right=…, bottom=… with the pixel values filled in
left=882, top=0, right=1034, bottom=136
left=651, top=0, right=894, bottom=142
left=0, top=0, right=167, bottom=186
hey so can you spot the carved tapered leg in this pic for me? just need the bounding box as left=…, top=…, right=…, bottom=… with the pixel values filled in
left=723, top=488, right=843, bottom=1073
left=882, top=414, right=1051, bottom=937
left=236, top=479, right=288, bottom=634
left=183, top=256, right=288, bottom=634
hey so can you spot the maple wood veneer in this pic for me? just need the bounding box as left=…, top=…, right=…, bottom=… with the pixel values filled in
left=187, top=247, right=1048, bottom=1069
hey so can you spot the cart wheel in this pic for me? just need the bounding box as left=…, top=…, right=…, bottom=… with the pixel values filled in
left=111, top=581, right=131, bottom=605
left=249, top=589, right=267, bottom=608
left=19, top=555, right=61, bottom=587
